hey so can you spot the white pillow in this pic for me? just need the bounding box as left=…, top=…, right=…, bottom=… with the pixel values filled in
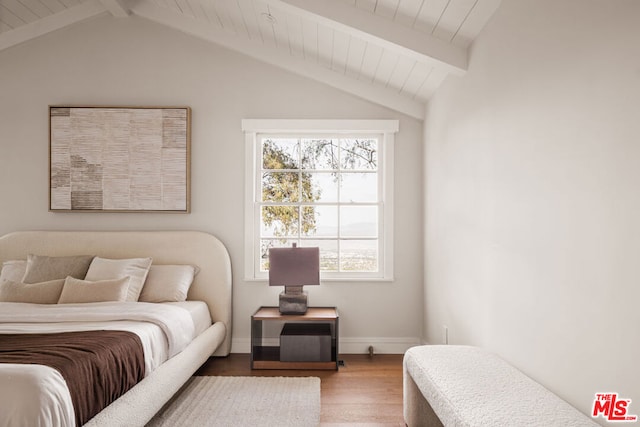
left=85, top=257, right=152, bottom=302
left=139, top=264, right=196, bottom=303
left=0, top=260, right=27, bottom=283
left=58, top=276, right=130, bottom=304
left=0, top=279, right=65, bottom=304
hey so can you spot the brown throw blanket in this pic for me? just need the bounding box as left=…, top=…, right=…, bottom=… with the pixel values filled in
left=0, top=330, right=145, bottom=426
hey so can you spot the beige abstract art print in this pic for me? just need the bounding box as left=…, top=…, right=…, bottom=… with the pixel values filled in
left=49, top=106, right=190, bottom=212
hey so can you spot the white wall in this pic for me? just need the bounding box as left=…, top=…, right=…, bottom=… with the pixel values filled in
left=424, top=0, right=640, bottom=422
left=0, top=14, right=424, bottom=353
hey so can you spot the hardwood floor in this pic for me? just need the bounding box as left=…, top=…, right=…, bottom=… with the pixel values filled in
left=197, top=353, right=405, bottom=426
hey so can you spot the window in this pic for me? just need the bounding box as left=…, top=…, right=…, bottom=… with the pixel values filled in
left=243, top=120, right=397, bottom=281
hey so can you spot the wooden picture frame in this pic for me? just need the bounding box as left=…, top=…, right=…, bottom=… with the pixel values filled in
left=49, top=106, right=191, bottom=213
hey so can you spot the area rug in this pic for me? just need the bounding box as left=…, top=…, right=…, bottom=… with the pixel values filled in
left=147, top=376, right=321, bottom=427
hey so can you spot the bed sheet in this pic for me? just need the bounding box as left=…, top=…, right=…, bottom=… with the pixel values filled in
left=0, top=301, right=210, bottom=427
left=164, top=301, right=212, bottom=335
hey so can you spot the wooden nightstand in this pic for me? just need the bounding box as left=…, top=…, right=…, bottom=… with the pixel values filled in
left=250, top=306, right=339, bottom=370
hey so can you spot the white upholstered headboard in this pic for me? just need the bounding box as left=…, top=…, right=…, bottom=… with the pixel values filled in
left=0, top=230, right=233, bottom=356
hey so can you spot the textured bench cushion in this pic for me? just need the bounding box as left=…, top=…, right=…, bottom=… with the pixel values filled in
left=404, top=345, right=598, bottom=427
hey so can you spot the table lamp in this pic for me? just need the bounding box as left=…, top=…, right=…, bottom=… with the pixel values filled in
left=269, top=244, right=320, bottom=314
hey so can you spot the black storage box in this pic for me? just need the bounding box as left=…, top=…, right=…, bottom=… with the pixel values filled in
left=280, top=323, right=332, bottom=362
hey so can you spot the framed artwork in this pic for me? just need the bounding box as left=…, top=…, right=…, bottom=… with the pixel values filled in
left=49, top=106, right=191, bottom=212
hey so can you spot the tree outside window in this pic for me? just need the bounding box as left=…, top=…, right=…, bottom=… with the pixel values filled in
left=260, top=137, right=379, bottom=273
left=243, top=119, right=397, bottom=281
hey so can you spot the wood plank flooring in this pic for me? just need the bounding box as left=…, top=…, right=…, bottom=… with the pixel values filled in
left=196, top=353, right=405, bottom=426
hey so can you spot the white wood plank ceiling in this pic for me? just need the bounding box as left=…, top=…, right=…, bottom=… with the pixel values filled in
left=0, top=0, right=501, bottom=119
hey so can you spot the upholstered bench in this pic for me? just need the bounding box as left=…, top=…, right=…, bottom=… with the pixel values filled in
left=403, top=345, right=598, bottom=426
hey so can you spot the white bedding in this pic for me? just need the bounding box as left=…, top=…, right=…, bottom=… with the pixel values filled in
left=165, top=301, right=212, bottom=336
left=0, top=364, right=75, bottom=427
left=0, top=301, right=208, bottom=427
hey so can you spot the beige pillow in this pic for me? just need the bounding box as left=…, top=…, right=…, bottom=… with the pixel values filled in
left=22, top=254, right=94, bottom=284
left=0, top=260, right=27, bottom=283
left=58, top=276, right=130, bottom=304
left=0, top=279, right=65, bottom=304
left=84, top=257, right=152, bottom=301
left=139, top=264, right=197, bottom=303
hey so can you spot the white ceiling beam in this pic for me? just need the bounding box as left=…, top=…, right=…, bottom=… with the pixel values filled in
left=132, top=2, right=425, bottom=120
left=99, top=0, right=131, bottom=17
left=269, top=0, right=467, bottom=75
left=0, top=0, right=107, bottom=51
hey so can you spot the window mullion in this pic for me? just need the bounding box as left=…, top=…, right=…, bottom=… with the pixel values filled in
left=297, top=138, right=302, bottom=245
left=336, top=138, right=342, bottom=273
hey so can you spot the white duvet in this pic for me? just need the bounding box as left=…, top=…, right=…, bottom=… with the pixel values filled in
left=0, top=302, right=197, bottom=427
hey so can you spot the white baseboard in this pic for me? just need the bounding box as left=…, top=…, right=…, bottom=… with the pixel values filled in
left=231, top=336, right=421, bottom=355
left=340, top=337, right=422, bottom=354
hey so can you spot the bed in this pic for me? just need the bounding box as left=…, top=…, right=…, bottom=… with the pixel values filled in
left=0, top=230, right=232, bottom=426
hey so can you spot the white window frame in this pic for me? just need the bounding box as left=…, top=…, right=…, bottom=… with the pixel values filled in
left=243, top=119, right=397, bottom=281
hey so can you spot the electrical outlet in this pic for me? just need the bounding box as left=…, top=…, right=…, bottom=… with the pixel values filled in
left=443, top=325, right=449, bottom=345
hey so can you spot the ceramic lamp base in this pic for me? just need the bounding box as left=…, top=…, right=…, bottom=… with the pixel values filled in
left=279, top=286, right=308, bottom=314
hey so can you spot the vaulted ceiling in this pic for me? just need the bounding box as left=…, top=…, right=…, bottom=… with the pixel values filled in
left=0, top=0, right=501, bottom=119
